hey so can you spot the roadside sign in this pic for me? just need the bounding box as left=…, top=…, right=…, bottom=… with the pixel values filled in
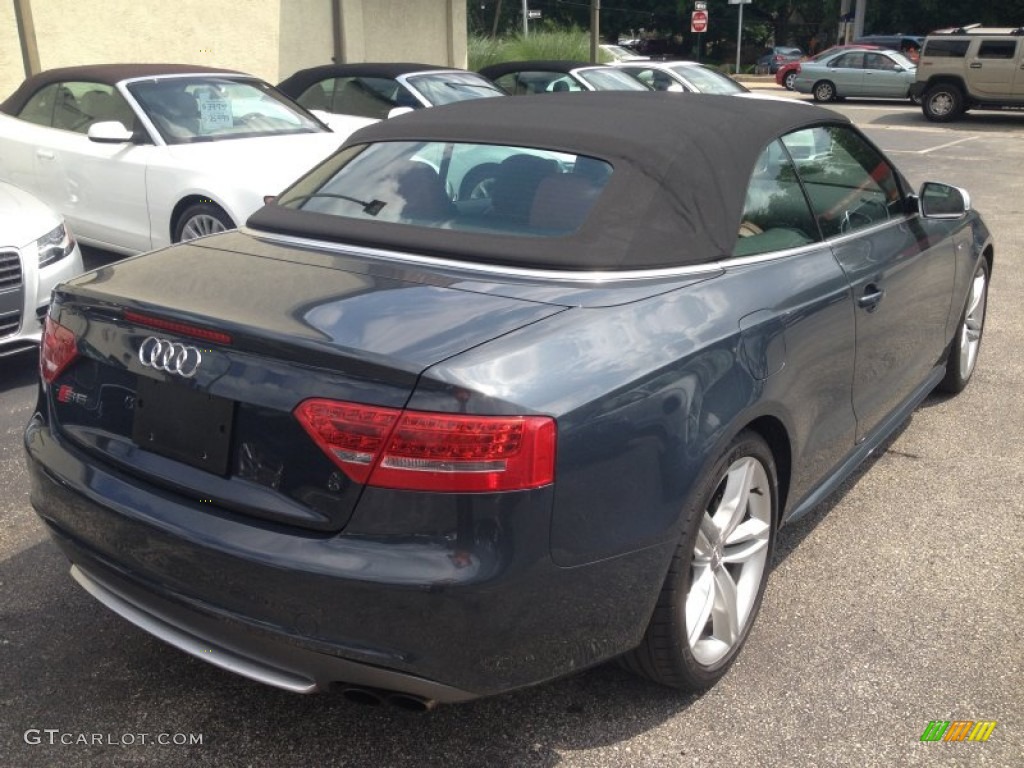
left=691, top=10, right=708, bottom=34
left=527, top=10, right=541, bottom=19
left=694, top=1, right=707, bottom=9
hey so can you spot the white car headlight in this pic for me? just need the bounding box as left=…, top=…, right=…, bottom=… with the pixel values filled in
left=37, top=223, right=75, bottom=268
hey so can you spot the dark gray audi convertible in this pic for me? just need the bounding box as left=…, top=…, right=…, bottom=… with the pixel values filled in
left=26, top=93, right=991, bottom=708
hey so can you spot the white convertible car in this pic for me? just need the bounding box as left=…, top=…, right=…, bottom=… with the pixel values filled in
left=0, top=64, right=366, bottom=255
left=0, top=180, right=83, bottom=356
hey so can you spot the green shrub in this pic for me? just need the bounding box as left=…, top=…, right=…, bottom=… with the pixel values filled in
left=468, top=29, right=607, bottom=71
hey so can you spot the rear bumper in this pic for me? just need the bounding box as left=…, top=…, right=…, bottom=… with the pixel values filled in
left=25, top=415, right=672, bottom=699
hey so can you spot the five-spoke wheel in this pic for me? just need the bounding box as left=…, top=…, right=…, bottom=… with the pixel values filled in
left=622, top=430, right=777, bottom=691
left=938, top=259, right=989, bottom=393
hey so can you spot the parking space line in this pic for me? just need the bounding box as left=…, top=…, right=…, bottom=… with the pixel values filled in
left=914, top=136, right=980, bottom=154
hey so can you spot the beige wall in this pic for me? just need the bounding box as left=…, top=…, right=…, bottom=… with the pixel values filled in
left=1, top=2, right=23, bottom=99
left=339, top=0, right=466, bottom=68
left=1, top=0, right=466, bottom=99
left=279, top=0, right=334, bottom=80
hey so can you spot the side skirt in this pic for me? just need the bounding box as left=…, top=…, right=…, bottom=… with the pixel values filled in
left=782, top=365, right=945, bottom=526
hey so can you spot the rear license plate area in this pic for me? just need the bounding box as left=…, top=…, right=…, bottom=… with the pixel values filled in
left=132, top=375, right=234, bottom=475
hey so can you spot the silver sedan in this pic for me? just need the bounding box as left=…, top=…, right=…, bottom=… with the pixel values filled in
left=793, top=49, right=918, bottom=103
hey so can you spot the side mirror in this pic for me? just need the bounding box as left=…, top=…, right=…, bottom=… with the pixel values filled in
left=87, top=121, right=133, bottom=144
left=919, top=181, right=970, bottom=219
left=387, top=106, right=415, bottom=120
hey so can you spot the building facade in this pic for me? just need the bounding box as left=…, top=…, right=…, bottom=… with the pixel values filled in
left=2, top=0, right=467, bottom=97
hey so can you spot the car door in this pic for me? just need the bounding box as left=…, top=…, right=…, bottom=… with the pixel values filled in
left=827, top=52, right=866, bottom=94
left=33, top=81, right=153, bottom=252
left=968, top=39, right=1020, bottom=98
left=783, top=125, right=956, bottom=442
left=862, top=53, right=906, bottom=97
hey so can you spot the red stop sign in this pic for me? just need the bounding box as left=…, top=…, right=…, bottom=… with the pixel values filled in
left=691, top=10, right=708, bottom=33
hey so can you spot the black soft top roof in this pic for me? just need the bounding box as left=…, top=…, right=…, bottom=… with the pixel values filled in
left=0, top=64, right=246, bottom=115
left=478, top=60, right=592, bottom=79
left=249, top=92, right=847, bottom=271
left=277, top=63, right=455, bottom=96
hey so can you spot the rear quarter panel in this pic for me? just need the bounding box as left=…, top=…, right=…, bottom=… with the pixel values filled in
left=408, top=246, right=857, bottom=567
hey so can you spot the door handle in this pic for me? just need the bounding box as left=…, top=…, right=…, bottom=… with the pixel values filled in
left=36, top=149, right=55, bottom=160
left=858, top=285, right=885, bottom=311
left=969, top=62, right=982, bottom=69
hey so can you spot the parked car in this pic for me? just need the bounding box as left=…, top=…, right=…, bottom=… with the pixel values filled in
left=26, top=93, right=992, bottom=707
left=598, top=44, right=649, bottom=62
left=278, top=63, right=504, bottom=129
left=613, top=61, right=750, bottom=94
left=909, top=27, right=1024, bottom=122
left=0, top=180, right=83, bottom=357
left=0, top=64, right=352, bottom=255
left=479, top=60, right=650, bottom=94
left=756, top=46, right=803, bottom=74
left=793, top=49, right=918, bottom=102
left=775, top=44, right=881, bottom=90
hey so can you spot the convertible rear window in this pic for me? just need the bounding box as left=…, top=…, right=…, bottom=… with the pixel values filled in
left=275, top=141, right=612, bottom=237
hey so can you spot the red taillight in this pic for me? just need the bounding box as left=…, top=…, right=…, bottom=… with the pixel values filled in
left=123, top=310, right=232, bottom=345
left=294, top=399, right=556, bottom=492
left=40, top=316, right=78, bottom=384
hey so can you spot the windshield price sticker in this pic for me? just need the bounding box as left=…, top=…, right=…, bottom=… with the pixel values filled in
left=197, top=91, right=232, bottom=133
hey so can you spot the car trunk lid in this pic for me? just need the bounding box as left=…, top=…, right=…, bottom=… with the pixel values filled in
left=46, top=241, right=567, bottom=532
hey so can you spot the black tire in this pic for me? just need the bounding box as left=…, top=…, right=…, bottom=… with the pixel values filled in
left=173, top=202, right=234, bottom=243
left=783, top=71, right=797, bottom=91
left=937, top=259, right=989, bottom=394
left=922, top=84, right=964, bottom=122
left=621, top=430, right=778, bottom=691
left=812, top=80, right=836, bottom=102
left=458, top=163, right=499, bottom=201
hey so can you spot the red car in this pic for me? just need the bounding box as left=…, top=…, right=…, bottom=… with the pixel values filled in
left=776, top=44, right=881, bottom=90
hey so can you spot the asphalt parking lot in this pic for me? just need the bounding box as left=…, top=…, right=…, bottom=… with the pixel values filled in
left=1, top=97, right=1022, bottom=767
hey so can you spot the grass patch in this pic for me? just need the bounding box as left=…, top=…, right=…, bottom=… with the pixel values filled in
left=469, top=29, right=607, bottom=71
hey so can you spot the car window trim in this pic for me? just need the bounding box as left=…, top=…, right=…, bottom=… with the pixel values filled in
left=239, top=227, right=835, bottom=281
left=818, top=213, right=911, bottom=246
left=242, top=227, right=723, bottom=281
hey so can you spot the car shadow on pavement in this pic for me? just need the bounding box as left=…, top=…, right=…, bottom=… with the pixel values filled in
left=773, top=417, right=910, bottom=566
left=1, top=537, right=704, bottom=768
left=0, top=347, right=39, bottom=393
left=869, top=110, right=1024, bottom=131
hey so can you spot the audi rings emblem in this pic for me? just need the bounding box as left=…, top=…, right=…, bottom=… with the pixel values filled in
left=138, top=336, right=203, bottom=378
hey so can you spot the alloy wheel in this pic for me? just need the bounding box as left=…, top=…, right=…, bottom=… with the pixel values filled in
left=686, top=456, right=772, bottom=666
left=181, top=214, right=229, bottom=241
left=958, top=266, right=988, bottom=381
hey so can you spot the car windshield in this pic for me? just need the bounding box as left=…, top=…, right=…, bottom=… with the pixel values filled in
left=668, top=65, right=747, bottom=94
left=127, top=76, right=324, bottom=144
left=276, top=140, right=612, bottom=237
left=574, top=68, right=650, bottom=91
left=405, top=72, right=505, bottom=105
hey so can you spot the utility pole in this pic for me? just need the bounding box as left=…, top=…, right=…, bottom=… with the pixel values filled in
left=590, top=0, right=601, bottom=63
left=522, top=0, right=528, bottom=36
left=13, top=0, right=41, bottom=77
left=492, top=0, right=504, bottom=38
